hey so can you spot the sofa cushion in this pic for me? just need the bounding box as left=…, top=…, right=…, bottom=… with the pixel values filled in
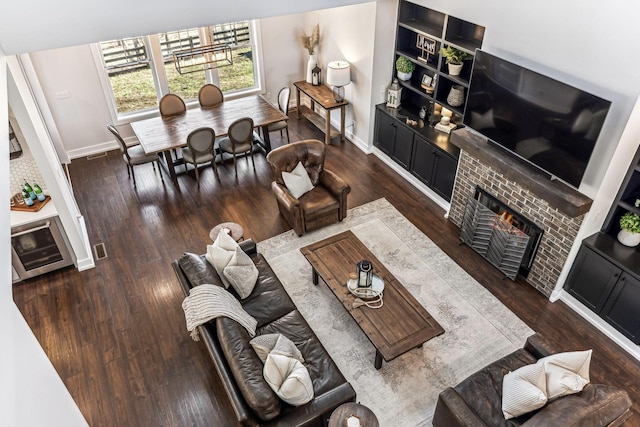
left=282, top=161, right=314, bottom=198
left=258, top=310, right=350, bottom=399
left=523, top=384, right=632, bottom=427
left=264, top=353, right=314, bottom=406
left=217, top=317, right=281, bottom=421
left=178, top=252, right=224, bottom=288
left=250, top=333, right=304, bottom=364
left=502, top=362, right=547, bottom=419
left=240, top=253, right=297, bottom=327
left=206, top=230, right=238, bottom=288
left=538, top=350, right=591, bottom=400
left=454, top=348, right=538, bottom=426
left=299, top=186, right=339, bottom=221
left=224, top=246, right=258, bottom=299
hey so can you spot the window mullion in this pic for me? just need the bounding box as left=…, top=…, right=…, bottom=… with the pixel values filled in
left=147, top=34, right=169, bottom=97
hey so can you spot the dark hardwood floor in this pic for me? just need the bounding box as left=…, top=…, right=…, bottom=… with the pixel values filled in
left=13, top=113, right=640, bottom=426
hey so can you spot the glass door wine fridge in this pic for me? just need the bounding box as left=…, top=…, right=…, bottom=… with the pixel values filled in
left=11, top=216, right=74, bottom=280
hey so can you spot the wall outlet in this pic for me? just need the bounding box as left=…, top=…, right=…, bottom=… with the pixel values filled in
left=380, top=84, right=387, bottom=94
left=55, top=90, right=71, bottom=99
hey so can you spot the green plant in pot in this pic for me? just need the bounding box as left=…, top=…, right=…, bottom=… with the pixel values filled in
left=395, top=56, right=415, bottom=81
left=618, top=207, right=640, bottom=247
left=440, top=46, right=473, bottom=76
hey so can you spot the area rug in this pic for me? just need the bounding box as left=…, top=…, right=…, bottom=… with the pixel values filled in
left=257, top=198, right=534, bottom=426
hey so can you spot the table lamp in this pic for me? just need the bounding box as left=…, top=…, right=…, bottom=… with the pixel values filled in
left=326, top=61, right=350, bottom=102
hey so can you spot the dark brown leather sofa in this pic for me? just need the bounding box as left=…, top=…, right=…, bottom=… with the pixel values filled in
left=433, top=334, right=632, bottom=427
left=172, top=239, right=356, bottom=426
left=266, top=139, right=350, bottom=236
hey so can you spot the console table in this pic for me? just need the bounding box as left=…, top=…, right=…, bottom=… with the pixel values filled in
left=293, top=80, right=347, bottom=145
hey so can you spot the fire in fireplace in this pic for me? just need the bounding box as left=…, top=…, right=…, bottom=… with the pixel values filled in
left=473, top=187, right=543, bottom=277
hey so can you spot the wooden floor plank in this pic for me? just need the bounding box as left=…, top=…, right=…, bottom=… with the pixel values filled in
left=12, top=111, right=640, bottom=426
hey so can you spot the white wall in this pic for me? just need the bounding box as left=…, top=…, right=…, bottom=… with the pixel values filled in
left=29, top=45, right=113, bottom=158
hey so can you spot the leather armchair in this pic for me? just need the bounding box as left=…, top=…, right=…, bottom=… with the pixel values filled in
left=267, top=140, right=351, bottom=236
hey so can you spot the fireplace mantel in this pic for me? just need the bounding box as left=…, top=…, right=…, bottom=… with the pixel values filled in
left=450, top=128, right=592, bottom=218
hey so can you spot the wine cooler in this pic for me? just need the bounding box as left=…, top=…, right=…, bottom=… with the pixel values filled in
left=11, top=216, right=74, bottom=280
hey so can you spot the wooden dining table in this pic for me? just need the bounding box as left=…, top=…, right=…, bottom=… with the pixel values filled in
left=130, top=94, right=287, bottom=184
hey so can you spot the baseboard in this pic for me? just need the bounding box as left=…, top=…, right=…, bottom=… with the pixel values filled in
left=66, top=137, right=136, bottom=160
left=372, top=147, right=450, bottom=214
left=559, top=290, right=640, bottom=362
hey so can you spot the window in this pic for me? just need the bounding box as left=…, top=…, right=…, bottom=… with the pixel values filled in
left=97, top=21, right=259, bottom=118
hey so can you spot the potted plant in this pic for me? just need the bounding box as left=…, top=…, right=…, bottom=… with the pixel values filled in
left=395, top=56, right=415, bottom=81
left=440, top=46, right=473, bottom=76
left=618, top=205, right=640, bottom=247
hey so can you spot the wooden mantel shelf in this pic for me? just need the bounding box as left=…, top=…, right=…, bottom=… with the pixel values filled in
left=450, top=128, right=593, bottom=218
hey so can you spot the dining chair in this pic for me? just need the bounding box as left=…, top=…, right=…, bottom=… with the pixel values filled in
left=182, top=127, right=218, bottom=186
left=218, top=117, right=256, bottom=177
left=198, top=84, right=224, bottom=107
left=159, top=93, right=186, bottom=116
left=266, top=86, right=291, bottom=143
left=107, top=125, right=162, bottom=187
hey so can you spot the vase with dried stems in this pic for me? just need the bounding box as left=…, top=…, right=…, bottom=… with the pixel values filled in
left=301, top=24, right=320, bottom=83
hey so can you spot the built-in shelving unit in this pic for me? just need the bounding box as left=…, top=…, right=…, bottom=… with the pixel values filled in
left=564, top=145, right=640, bottom=345
left=373, top=1, right=485, bottom=203
left=394, top=1, right=484, bottom=118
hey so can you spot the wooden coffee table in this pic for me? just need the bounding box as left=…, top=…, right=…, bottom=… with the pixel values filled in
left=300, top=230, right=444, bottom=369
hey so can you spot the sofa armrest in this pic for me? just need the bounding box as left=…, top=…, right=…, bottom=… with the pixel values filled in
left=433, top=388, right=487, bottom=427
left=271, top=181, right=300, bottom=209
left=239, top=239, right=257, bottom=256
left=524, top=333, right=555, bottom=359
left=320, top=169, right=351, bottom=220
left=320, top=169, right=350, bottom=197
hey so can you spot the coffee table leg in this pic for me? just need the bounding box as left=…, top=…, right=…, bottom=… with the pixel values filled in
left=312, top=268, right=319, bottom=285
left=374, top=350, right=383, bottom=370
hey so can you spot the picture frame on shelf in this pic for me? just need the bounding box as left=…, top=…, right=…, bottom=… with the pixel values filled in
left=421, top=74, right=434, bottom=94
left=416, top=33, right=436, bottom=64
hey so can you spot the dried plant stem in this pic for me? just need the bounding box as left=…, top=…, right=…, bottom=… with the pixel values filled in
left=300, top=24, right=320, bottom=55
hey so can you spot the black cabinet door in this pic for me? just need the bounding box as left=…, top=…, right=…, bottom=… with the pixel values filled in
left=431, top=151, right=457, bottom=201
left=410, top=135, right=437, bottom=186
left=374, top=110, right=396, bottom=156
left=564, top=246, right=620, bottom=313
left=392, top=124, right=414, bottom=170
left=601, top=273, right=640, bottom=344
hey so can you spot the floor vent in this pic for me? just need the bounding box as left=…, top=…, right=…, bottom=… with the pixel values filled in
left=93, top=242, right=108, bottom=260
left=87, top=152, right=107, bottom=160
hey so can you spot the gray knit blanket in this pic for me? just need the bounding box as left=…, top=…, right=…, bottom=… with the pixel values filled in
left=182, top=284, right=257, bottom=341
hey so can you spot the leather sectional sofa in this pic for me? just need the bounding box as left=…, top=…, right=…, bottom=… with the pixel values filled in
left=433, top=334, right=632, bottom=426
left=172, top=239, right=356, bottom=426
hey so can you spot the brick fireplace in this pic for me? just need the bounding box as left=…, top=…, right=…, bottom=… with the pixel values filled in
left=448, top=129, right=593, bottom=297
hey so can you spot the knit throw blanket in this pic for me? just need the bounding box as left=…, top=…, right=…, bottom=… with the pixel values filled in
left=182, top=284, right=257, bottom=341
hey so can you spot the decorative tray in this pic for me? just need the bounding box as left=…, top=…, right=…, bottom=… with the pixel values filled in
left=347, top=273, right=385, bottom=299
left=10, top=194, right=51, bottom=212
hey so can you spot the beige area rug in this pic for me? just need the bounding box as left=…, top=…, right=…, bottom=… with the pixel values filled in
left=257, top=198, right=534, bottom=426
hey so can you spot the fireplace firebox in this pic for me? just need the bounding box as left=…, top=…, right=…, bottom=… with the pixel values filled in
left=461, top=187, right=544, bottom=279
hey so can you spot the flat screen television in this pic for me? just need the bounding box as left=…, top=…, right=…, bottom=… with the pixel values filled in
left=463, top=50, right=611, bottom=188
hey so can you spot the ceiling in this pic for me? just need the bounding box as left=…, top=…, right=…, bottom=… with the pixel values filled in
left=0, top=0, right=372, bottom=55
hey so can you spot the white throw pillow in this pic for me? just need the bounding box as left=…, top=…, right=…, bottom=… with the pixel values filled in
left=263, top=353, right=314, bottom=406
left=205, top=229, right=238, bottom=288
left=223, top=246, right=258, bottom=299
left=250, top=333, right=304, bottom=364
left=538, top=350, right=591, bottom=400
left=502, top=362, right=548, bottom=420
left=282, top=161, right=314, bottom=198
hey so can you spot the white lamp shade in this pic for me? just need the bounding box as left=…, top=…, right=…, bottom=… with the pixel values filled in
left=326, top=61, right=351, bottom=87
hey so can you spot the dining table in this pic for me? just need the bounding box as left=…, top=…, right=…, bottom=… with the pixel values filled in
left=130, top=94, right=287, bottom=184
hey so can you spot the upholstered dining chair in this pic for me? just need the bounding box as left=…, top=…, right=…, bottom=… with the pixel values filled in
left=159, top=93, right=186, bottom=116
left=266, top=86, right=291, bottom=143
left=182, top=127, right=218, bottom=186
left=107, top=124, right=162, bottom=187
left=266, top=139, right=351, bottom=236
left=218, top=117, right=257, bottom=177
left=198, top=84, right=224, bottom=107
